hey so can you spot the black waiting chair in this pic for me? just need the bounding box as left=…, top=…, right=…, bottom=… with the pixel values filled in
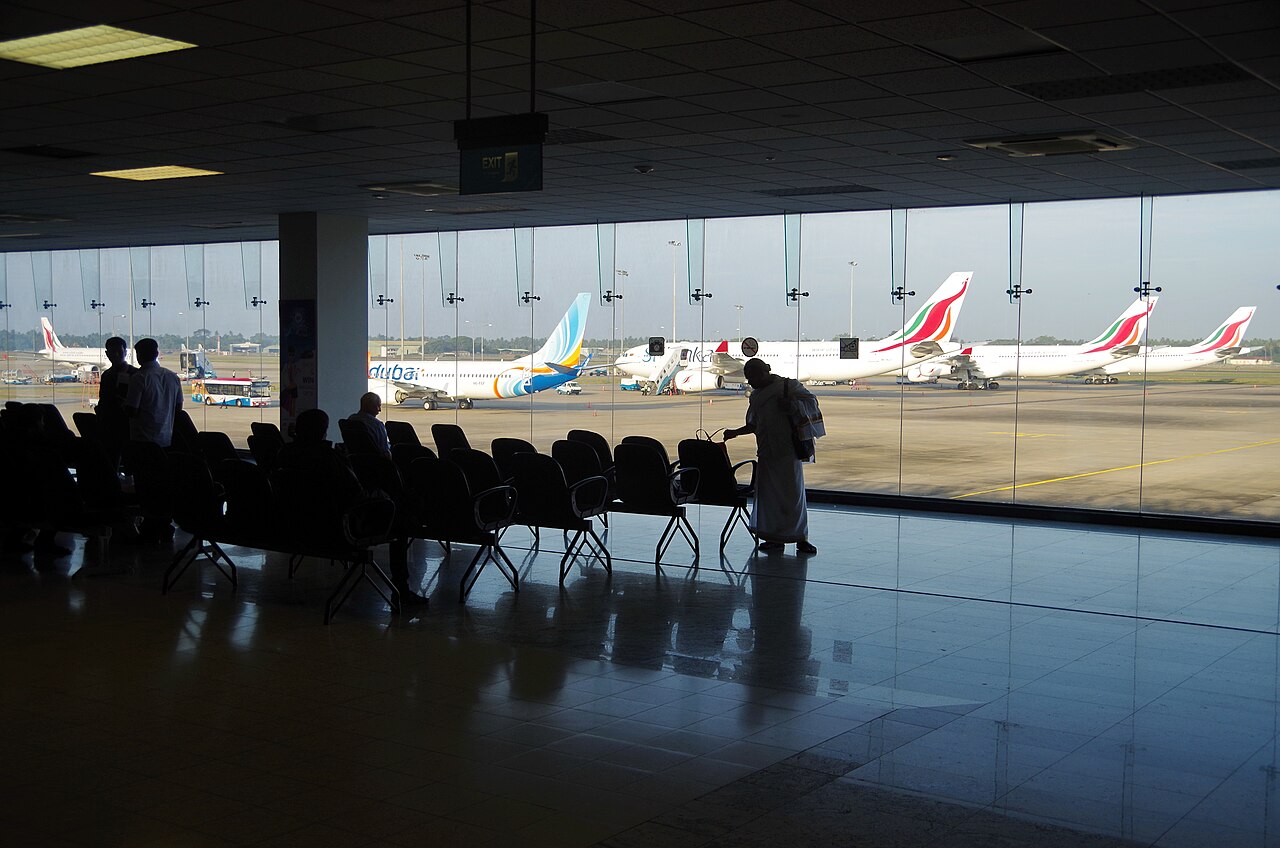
left=385, top=420, right=421, bottom=447
left=568, top=429, right=614, bottom=476
left=512, top=451, right=611, bottom=583
left=431, top=423, right=470, bottom=457
left=491, top=437, right=537, bottom=481
left=163, top=452, right=236, bottom=594
left=407, top=455, right=518, bottom=602
left=613, top=441, right=700, bottom=566
left=196, top=431, right=239, bottom=480
left=552, top=438, right=614, bottom=526
left=677, top=438, right=757, bottom=553
left=392, top=442, right=436, bottom=479
left=454, top=446, right=539, bottom=544
left=338, top=416, right=383, bottom=457
left=621, top=434, right=676, bottom=470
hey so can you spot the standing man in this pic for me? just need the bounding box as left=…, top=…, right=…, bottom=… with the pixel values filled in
left=96, top=336, right=135, bottom=468
left=123, top=338, right=183, bottom=448
left=123, top=338, right=183, bottom=541
left=724, top=358, right=818, bottom=554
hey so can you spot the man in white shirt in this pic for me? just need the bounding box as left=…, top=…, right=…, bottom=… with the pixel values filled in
left=123, top=338, right=183, bottom=542
left=123, top=338, right=183, bottom=447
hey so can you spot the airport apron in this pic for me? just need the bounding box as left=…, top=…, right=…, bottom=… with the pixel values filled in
left=745, top=378, right=809, bottom=543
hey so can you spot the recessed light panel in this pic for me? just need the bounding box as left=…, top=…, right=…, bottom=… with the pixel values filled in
left=91, top=165, right=222, bottom=181
left=0, top=25, right=196, bottom=69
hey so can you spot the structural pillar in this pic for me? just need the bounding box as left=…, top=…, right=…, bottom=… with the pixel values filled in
left=278, top=212, right=368, bottom=437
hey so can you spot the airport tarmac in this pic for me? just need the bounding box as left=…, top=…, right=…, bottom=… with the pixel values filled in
left=10, top=351, right=1276, bottom=522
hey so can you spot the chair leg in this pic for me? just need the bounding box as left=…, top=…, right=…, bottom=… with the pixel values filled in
left=719, top=504, right=755, bottom=553
left=162, top=536, right=237, bottom=594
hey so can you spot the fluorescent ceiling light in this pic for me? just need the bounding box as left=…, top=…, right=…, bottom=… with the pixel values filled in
left=91, top=165, right=222, bottom=181
left=0, top=25, right=195, bottom=69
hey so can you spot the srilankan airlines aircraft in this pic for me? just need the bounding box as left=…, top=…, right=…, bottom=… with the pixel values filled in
left=1101, top=306, right=1257, bottom=377
left=907, top=297, right=1157, bottom=389
left=614, top=271, right=972, bottom=392
left=368, top=292, right=591, bottom=409
left=39, top=317, right=135, bottom=368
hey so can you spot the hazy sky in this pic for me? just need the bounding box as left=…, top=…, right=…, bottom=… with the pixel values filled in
left=2, top=190, right=1276, bottom=347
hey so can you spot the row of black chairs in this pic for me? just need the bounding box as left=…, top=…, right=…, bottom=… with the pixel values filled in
left=341, top=422, right=759, bottom=573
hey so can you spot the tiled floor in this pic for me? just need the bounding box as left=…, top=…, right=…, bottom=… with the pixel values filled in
left=2, top=504, right=1278, bottom=847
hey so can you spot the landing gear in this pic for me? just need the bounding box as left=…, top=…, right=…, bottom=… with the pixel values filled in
left=422, top=397, right=438, bottom=410
left=458, top=398, right=474, bottom=410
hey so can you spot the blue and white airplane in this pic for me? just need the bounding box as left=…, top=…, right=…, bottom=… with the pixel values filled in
left=368, top=292, right=591, bottom=410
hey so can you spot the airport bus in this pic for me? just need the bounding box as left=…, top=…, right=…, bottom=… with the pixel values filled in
left=190, top=377, right=271, bottom=407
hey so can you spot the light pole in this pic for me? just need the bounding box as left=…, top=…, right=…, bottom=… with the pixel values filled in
left=735, top=304, right=744, bottom=341
left=413, top=252, right=430, bottom=358
left=848, top=260, right=858, bottom=337
left=667, top=240, right=681, bottom=342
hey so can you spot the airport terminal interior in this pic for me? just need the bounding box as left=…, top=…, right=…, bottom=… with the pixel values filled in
left=2, top=1, right=1279, bottom=846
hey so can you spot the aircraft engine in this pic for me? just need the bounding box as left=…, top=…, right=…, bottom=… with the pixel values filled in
left=905, top=362, right=950, bottom=382
left=674, top=371, right=723, bottom=392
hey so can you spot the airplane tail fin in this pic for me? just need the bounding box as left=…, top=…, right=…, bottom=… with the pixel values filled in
left=533, top=292, right=592, bottom=368
left=873, top=271, right=971, bottom=353
left=40, top=317, right=64, bottom=353
left=1191, top=306, right=1255, bottom=352
left=1083, top=297, right=1157, bottom=352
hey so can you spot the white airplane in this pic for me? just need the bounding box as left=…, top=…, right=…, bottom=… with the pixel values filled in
left=907, top=297, right=1157, bottom=389
left=1101, top=306, right=1257, bottom=377
left=368, top=292, right=591, bottom=410
left=614, top=271, right=973, bottom=392
left=39, top=317, right=135, bottom=368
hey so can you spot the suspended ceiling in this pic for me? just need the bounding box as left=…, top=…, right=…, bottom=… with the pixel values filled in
left=0, top=0, right=1277, bottom=251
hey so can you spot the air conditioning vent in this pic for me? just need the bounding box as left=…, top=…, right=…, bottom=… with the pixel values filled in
left=544, top=128, right=619, bottom=145
left=1015, top=63, right=1253, bottom=101
left=1214, top=157, right=1280, bottom=171
left=361, top=181, right=458, bottom=198
left=758, top=184, right=880, bottom=197
left=4, top=144, right=95, bottom=159
left=965, top=132, right=1134, bottom=157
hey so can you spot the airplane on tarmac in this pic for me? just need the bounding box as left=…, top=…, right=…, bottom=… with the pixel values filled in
left=613, top=271, right=972, bottom=392
left=905, top=297, right=1158, bottom=389
left=1101, top=306, right=1257, bottom=377
left=368, top=292, right=592, bottom=409
left=39, top=317, right=135, bottom=369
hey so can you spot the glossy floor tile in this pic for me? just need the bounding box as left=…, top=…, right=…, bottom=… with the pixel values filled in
left=2, top=504, right=1277, bottom=847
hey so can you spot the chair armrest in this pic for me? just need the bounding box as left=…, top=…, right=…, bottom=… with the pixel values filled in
left=730, top=459, right=756, bottom=489
left=568, top=475, right=610, bottom=517
left=474, top=484, right=517, bottom=531
left=342, top=496, right=396, bottom=546
left=669, top=466, right=699, bottom=503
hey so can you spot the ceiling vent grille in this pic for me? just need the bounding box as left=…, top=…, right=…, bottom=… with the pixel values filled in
left=966, top=132, right=1134, bottom=157
left=0, top=212, right=71, bottom=223
left=362, top=181, right=458, bottom=198
left=1214, top=157, right=1280, bottom=171
left=4, top=145, right=95, bottom=159
left=545, top=128, right=619, bottom=145
left=758, top=184, right=880, bottom=197
left=1015, top=63, right=1253, bottom=101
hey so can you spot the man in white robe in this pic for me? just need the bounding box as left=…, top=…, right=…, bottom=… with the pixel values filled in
left=724, top=359, right=817, bottom=554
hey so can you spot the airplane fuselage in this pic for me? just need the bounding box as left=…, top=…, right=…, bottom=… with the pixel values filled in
left=957, top=345, right=1136, bottom=379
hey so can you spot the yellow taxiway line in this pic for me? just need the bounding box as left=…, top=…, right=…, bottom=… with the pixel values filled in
left=953, top=437, right=1280, bottom=499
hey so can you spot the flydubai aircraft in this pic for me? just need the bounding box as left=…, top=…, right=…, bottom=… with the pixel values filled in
left=907, top=297, right=1157, bottom=389
left=1101, top=306, right=1257, bottom=377
left=368, top=292, right=591, bottom=409
left=39, top=317, right=134, bottom=368
left=614, top=271, right=972, bottom=392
